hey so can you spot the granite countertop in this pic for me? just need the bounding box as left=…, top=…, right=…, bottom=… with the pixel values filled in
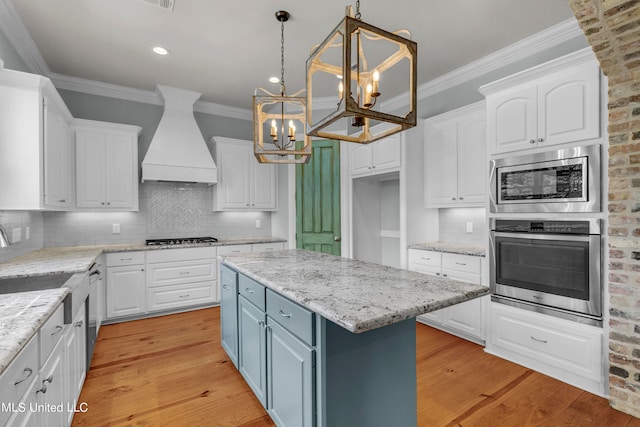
left=219, top=249, right=489, bottom=334
left=0, top=237, right=287, bottom=280
left=408, top=242, right=486, bottom=257
left=0, top=288, right=68, bottom=375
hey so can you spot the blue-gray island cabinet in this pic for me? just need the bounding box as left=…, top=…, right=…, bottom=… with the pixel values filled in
left=219, top=249, right=489, bottom=427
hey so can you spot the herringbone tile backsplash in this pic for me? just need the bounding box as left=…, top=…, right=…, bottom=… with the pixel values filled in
left=149, top=184, right=206, bottom=232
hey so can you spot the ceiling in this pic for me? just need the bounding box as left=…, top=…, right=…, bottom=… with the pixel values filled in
left=8, top=0, right=576, bottom=112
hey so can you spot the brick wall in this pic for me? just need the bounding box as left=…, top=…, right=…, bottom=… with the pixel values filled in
left=567, top=0, right=640, bottom=417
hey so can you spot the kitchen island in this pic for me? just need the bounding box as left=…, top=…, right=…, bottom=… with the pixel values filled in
left=219, top=249, right=489, bottom=427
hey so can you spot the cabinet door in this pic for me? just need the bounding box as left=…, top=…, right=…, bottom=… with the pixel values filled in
left=267, top=318, right=315, bottom=427
left=105, top=133, right=136, bottom=209
left=538, top=63, right=600, bottom=147
left=37, top=340, right=66, bottom=427
left=252, top=161, right=277, bottom=210
left=425, top=119, right=457, bottom=207
left=371, top=134, right=401, bottom=173
left=220, top=267, right=239, bottom=367
left=76, top=130, right=106, bottom=208
left=106, top=265, right=146, bottom=319
left=350, top=144, right=372, bottom=176
left=457, top=113, right=486, bottom=205
left=238, top=296, right=267, bottom=406
left=43, top=97, right=72, bottom=208
left=218, top=143, right=252, bottom=209
left=487, top=86, right=537, bottom=154
left=441, top=297, right=484, bottom=340
left=65, top=304, right=86, bottom=425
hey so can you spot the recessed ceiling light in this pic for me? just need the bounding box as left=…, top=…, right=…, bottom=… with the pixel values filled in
left=269, top=76, right=280, bottom=84
left=153, top=46, right=169, bottom=55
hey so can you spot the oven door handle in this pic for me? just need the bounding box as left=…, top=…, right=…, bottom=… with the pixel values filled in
left=492, top=232, right=592, bottom=242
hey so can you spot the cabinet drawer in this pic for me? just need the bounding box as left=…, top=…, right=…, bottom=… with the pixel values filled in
left=39, top=303, right=66, bottom=367
left=147, top=259, right=216, bottom=287
left=239, top=274, right=266, bottom=311
left=252, top=242, right=285, bottom=252
left=106, top=251, right=145, bottom=267
left=443, top=254, right=481, bottom=275
left=408, top=249, right=441, bottom=268
left=218, top=244, right=252, bottom=256
left=147, top=281, right=215, bottom=312
left=0, top=334, right=38, bottom=425
left=490, top=305, right=602, bottom=381
left=267, top=290, right=314, bottom=346
left=146, top=246, right=216, bottom=263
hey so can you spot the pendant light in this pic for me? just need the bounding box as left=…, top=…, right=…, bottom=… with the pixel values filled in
left=253, top=11, right=312, bottom=164
left=306, top=1, right=417, bottom=144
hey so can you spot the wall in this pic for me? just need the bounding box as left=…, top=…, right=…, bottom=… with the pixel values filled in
left=438, top=208, right=486, bottom=246
left=567, top=0, right=640, bottom=418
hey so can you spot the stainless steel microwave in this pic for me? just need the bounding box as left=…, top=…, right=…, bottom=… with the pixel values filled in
left=489, top=145, right=601, bottom=213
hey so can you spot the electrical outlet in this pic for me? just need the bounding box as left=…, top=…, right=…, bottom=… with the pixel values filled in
left=12, top=227, right=21, bottom=242
left=256, top=220, right=261, bottom=229
left=25, top=226, right=30, bottom=240
left=466, top=222, right=473, bottom=233
left=112, top=223, right=121, bottom=234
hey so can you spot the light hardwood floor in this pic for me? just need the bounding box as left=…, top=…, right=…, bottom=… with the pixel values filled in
left=71, top=308, right=640, bottom=427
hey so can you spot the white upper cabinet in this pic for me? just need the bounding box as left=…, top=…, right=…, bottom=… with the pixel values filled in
left=350, top=134, right=402, bottom=177
left=74, top=119, right=141, bottom=211
left=424, top=102, right=486, bottom=208
left=212, top=136, right=277, bottom=211
left=481, top=48, right=601, bottom=154
left=0, top=69, right=74, bottom=210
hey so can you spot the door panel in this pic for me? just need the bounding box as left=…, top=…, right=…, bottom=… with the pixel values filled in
left=296, top=140, right=341, bottom=255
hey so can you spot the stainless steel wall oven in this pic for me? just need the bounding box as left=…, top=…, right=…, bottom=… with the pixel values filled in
left=489, top=144, right=601, bottom=213
left=489, top=218, right=602, bottom=325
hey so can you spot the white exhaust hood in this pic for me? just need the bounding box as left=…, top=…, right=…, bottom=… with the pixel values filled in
left=141, top=85, right=217, bottom=184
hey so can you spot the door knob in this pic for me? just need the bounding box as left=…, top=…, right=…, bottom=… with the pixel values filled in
left=334, top=236, right=341, bottom=242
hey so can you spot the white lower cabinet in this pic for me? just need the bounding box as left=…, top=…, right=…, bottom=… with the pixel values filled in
left=486, top=302, right=605, bottom=395
left=408, top=249, right=487, bottom=343
left=146, top=247, right=217, bottom=311
left=105, top=252, right=146, bottom=319
left=0, top=332, right=39, bottom=426
left=218, top=242, right=286, bottom=256
left=65, top=302, right=87, bottom=425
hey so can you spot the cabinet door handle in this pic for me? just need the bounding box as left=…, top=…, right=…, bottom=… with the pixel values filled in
left=530, top=336, right=548, bottom=344
left=442, top=273, right=448, bottom=277
left=537, top=138, right=544, bottom=143
left=222, top=284, right=231, bottom=291
left=75, top=320, right=84, bottom=327
left=435, top=272, right=440, bottom=276
left=51, top=325, right=64, bottom=336
left=279, top=310, right=292, bottom=319
left=451, top=197, right=456, bottom=200
left=459, top=196, right=464, bottom=200
left=245, top=288, right=255, bottom=294
left=14, top=368, right=33, bottom=386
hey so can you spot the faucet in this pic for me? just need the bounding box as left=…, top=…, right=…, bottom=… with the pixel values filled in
left=0, top=225, right=10, bottom=247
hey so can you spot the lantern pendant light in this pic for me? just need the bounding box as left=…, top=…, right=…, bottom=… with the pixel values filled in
left=306, top=1, right=417, bottom=144
left=253, top=10, right=312, bottom=164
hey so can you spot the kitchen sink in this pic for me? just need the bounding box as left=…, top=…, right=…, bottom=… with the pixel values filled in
left=0, top=273, right=74, bottom=294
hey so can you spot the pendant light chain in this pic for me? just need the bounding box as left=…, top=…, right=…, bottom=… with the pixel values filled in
left=355, top=0, right=361, bottom=19
left=280, top=17, right=286, bottom=97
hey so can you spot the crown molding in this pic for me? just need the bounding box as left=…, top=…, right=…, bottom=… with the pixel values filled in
left=0, top=0, right=50, bottom=75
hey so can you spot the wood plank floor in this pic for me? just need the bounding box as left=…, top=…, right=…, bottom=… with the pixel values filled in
left=72, top=308, right=640, bottom=427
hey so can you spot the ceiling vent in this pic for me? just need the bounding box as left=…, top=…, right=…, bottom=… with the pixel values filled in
left=137, top=0, right=175, bottom=12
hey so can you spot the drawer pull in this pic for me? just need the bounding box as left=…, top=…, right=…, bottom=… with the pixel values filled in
left=51, top=325, right=64, bottom=336
left=442, top=273, right=447, bottom=277
left=179, top=294, right=190, bottom=298
left=421, top=257, right=431, bottom=261
left=232, top=250, right=241, bottom=253
left=455, top=262, right=467, bottom=266
left=245, top=288, right=255, bottom=294
left=179, top=271, right=190, bottom=275
left=14, top=368, right=33, bottom=386
left=120, top=258, right=133, bottom=261
left=530, top=336, right=548, bottom=344
left=279, top=310, right=292, bottom=319
left=222, top=284, right=231, bottom=291
left=435, top=272, right=440, bottom=276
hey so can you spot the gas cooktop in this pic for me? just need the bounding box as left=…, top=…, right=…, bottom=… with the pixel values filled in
left=145, top=237, right=218, bottom=246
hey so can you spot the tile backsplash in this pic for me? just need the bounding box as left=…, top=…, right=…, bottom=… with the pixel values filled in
left=438, top=207, right=486, bottom=245
left=0, top=211, right=44, bottom=263
left=43, top=182, right=271, bottom=247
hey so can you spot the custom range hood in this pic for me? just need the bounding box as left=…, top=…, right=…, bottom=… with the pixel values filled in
left=141, top=85, right=217, bottom=184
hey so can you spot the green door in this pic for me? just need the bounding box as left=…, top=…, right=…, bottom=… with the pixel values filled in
left=296, top=140, right=340, bottom=255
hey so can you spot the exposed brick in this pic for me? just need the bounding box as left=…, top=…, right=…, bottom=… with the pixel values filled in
left=610, top=133, right=630, bottom=145
left=633, top=251, right=640, bottom=260
left=611, top=248, right=627, bottom=258
left=632, top=178, right=640, bottom=187
left=610, top=273, right=630, bottom=284
left=611, top=261, right=625, bottom=270
left=611, top=365, right=631, bottom=378
left=634, top=348, right=640, bottom=358
left=604, top=0, right=640, bottom=17
left=610, top=203, right=628, bottom=212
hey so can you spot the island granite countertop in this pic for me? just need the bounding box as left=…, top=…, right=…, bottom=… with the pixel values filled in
left=408, top=241, right=486, bottom=257
left=219, top=249, right=489, bottom=334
